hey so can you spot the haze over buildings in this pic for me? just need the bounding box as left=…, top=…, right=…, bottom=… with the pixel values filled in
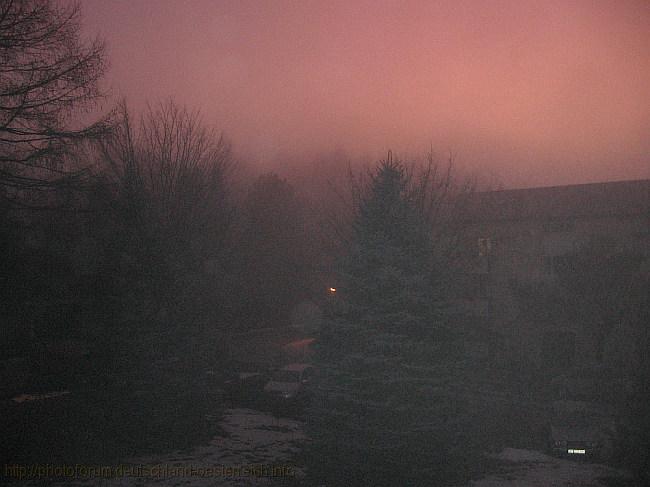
left=82, top=0, right=650, bottom=188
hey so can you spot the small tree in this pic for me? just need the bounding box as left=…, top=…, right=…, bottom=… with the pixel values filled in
left=0, top=0, right=112, bottom=206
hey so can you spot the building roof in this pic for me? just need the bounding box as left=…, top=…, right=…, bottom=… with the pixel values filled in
left=463, top=179, right=650, bottom=223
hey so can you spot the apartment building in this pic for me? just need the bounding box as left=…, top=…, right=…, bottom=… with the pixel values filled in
left=457, top=179, right=649, bottom=371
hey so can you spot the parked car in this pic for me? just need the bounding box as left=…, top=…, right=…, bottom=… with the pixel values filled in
left=263, top=363, right=314, bottom=410
left=549, top=400, right=616, bottom=461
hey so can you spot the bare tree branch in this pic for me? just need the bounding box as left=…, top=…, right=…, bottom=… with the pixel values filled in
left=0, top=0, right=113, bottom=207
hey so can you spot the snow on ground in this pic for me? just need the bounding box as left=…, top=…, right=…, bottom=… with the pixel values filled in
left=469, top=448, right=632, bottom=487
left=26, top=408, right=305, bottom=486
left=19, top=408, right=634, bottom=487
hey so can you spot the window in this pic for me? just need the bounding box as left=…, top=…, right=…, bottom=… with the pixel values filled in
left=478, top=237, right=492, bottom=256
left=478, top=274, right=489, bottom=298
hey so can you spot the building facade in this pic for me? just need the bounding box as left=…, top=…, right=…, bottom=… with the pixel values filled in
left=457, top=179, right=649, bottom=371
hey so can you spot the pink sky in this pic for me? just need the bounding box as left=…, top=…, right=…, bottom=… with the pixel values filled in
left=82, top=0, right=649, bottom=188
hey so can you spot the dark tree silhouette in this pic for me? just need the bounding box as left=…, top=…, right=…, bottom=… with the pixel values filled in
left=230, top=172, right=316, bottom=328
left=0, top=0, right=111, bottom=206
left=93, top=100, right=235, bottom=326
left=307, top=155, right=460, bottom=486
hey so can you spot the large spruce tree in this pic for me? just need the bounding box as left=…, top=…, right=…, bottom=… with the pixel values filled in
left=307, top=156, right=455, bottom=486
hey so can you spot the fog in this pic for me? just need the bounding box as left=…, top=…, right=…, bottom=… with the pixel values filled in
left=82, top=0, right=650, bottom=188
left=2, top=1, right=649, bottom=486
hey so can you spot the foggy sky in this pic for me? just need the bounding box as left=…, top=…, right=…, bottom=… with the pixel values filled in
left=82, top=0, right=649, bottom=188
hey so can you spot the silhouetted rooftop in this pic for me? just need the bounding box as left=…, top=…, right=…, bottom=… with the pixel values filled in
left=463, top=179, right=650, bottom=222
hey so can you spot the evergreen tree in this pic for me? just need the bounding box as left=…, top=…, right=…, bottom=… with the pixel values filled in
left=307, top=156, right=455, bottom=486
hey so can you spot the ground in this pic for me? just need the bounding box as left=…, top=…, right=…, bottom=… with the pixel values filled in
left=470, top=448, right=634, bottom=487
left=16, top=408, right=634, bottom=487
left=19, top=408, right=306, bottom=486
left=6, top=377, right=636, bottom=486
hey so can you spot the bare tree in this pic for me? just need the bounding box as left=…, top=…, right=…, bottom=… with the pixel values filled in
left=92, top=100, right=236, bottom=327
left=0, top=0, right=112, bottom=205
left=97, top=101, right=234, bottom=251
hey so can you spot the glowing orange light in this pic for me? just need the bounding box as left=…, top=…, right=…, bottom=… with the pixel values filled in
left=328, top=287, right=336, bottom=294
